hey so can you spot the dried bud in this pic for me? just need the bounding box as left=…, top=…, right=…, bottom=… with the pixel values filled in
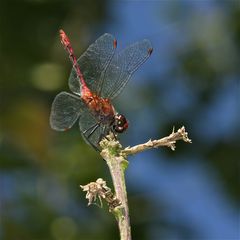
left=80, top=178, right=121, bottom=211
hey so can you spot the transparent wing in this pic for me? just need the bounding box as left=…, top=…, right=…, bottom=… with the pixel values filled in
left=79, top=109, right=110, bottom=151
left=50, top=91, right=85, bottom=131
left=68, top=33, right=116, bottom=95
left=100, top=39, right=152, bottom=99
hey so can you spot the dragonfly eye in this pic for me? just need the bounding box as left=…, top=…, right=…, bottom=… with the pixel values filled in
left=113, top=114, right=128, bottom=133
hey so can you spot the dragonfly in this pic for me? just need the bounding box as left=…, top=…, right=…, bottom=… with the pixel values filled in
left=50, top=30, right=152, bottom=151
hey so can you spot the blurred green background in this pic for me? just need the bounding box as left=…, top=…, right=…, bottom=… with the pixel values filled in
left=0, top=1, right=239, bottom=239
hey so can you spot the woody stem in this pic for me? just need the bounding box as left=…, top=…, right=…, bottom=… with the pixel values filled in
left=100, top=138, right=131, bottom=240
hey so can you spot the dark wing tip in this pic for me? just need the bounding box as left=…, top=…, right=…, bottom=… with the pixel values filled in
left=113, top=39, right=117, bottom=49
left=141, top=39, right=153, bottom=56
left=148, top=47, right=153, bottom=55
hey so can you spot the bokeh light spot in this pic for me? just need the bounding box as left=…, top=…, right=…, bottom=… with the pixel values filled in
left=31, top=63, right=64, bottom=91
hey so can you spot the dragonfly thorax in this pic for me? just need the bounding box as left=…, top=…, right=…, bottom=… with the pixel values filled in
left=83, top=93, right=116, bottom=124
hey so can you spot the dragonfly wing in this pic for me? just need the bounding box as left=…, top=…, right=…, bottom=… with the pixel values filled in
left=101, top=39, right=152, bottom=99
left=50, top=91, right=84, bottom=131
left=68, top=33, right=116, bottom=95
left=79, top=109, right=110, bottom=151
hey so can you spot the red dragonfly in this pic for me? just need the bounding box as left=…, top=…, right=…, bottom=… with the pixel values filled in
left=50, top=30, right=152, bottom=150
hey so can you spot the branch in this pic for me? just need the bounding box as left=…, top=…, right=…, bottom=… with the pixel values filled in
left=122, top=126, right=191, bottom=155
left=80, top=126, right=191, bottom=240
left=100, top=136, right=131, bottom=240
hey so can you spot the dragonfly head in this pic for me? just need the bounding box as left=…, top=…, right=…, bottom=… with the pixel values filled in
left=113, top=114, right=128, bottom=133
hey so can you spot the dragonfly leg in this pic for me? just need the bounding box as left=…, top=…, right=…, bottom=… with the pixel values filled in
left=110, top=126, right=118, bottom=140
left=86, top=124, right=100, bottom=139
left=83, top=123, right=99, bottom=134
left=112, top=131, right=118, bottom=140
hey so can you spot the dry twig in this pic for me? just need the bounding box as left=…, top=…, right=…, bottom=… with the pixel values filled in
left=123, top=126, right=191, bottom=155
